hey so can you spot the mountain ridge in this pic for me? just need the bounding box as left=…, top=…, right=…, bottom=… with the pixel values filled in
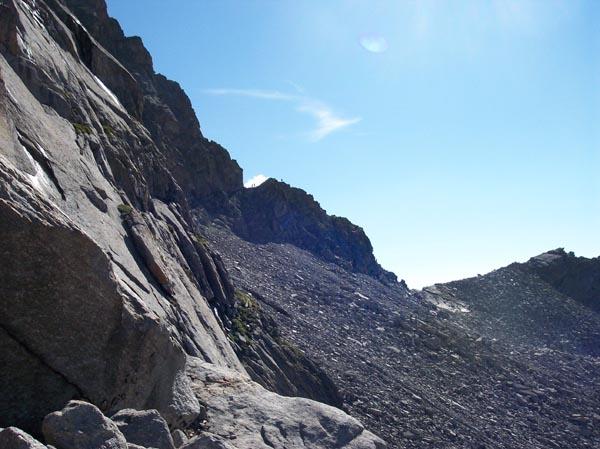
left=59, top=0, right=395, bottom=284
left=0, top=0, right=387, bottom=447
left=0, top=1, right=598, bottom=449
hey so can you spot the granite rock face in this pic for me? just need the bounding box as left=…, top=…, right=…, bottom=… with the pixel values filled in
left=0, top=1, right=386, bottom=448
left=225, top=289, right=343, bottom=407
left=60, top=1, right=396, bottom=286
left=60, top=0, right=244, bottom=203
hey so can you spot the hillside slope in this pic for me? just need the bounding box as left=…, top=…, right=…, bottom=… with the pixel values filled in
left=206, top=225, right=600, bottom=449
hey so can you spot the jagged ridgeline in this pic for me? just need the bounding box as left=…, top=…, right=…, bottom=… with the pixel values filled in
left=0, top=0, right=388, bottom=447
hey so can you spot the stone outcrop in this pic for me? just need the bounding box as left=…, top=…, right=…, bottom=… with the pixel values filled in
left=0, top=2, right=598, bottom=449
left=203, top=179, right=398, bottom=284
left=187, top=359, right=386, bottom=449
left=0, top=0, right=386, bottom=447
left=429, top=249, right=600, bottom=356
left=57, top=1, right=396, bottom=285
left=0, top=427, right=48, bottom=449
left=180, top=433, right=237, bottom=449
left=522, top=248, right=600, bottom=313
left=111, top=409, right=175, bottom=449
left=60, top=0, right=243, bottom=203
left=42, top=401, right=128, bottom=449
left=226, top=289, right=343, bottom=407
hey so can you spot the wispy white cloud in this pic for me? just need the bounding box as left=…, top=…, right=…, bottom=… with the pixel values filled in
left=244, top=174, right=269, bottom=188
left=297, top=101, right=361, bottom=142
left=203, top=87, right=360, bottom=141
left=203, top=88, right=295, bottom=101
left=286, top=80, right=306, bottom=94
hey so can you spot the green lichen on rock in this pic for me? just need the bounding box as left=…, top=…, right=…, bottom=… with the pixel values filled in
left=102, top=124, right=115, bottom=137
left=192, top=233, right=209, bottom=247
left=230, top=290, right=259, bottom=346
left=236, top=289, right=257, bottom=309
left=117, top=203, right=133, bottom=215
left=72, top=123, right=93, bottom=135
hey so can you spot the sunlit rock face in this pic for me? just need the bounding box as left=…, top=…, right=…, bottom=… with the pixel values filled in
left=0, top=1, right=388, bottom=447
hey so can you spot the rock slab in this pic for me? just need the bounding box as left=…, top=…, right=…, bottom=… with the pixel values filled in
left=42, top=401, right=128, bottom=449
left=111, top=409, right=174, bottom=449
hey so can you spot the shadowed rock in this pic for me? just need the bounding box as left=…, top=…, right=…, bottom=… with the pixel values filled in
left=42, top=401, right=127, bottom=449
left=0, top=427, right=47, bottom=449
left=111, top=409, right=175, bottom=449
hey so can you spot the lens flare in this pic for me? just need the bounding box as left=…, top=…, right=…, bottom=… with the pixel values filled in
left=359, top=34, right=388, bottom=53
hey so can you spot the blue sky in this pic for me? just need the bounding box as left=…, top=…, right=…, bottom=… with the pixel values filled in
left=107, top=0, right=599, bottom=288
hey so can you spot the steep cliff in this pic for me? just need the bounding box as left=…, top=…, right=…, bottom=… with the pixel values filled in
left=0, top=0, right=386, bottom=447
left=215, top=178, right=398, bottom=284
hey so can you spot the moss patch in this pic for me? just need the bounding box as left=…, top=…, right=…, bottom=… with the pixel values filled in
left=230, top=289, right=260, bottom=346
left=192, top=233, right=209, bottom=246
left=102, top=124, right=115, bottom=137
left=117, top=203, right=133, bottom=215
left=72, top=123, right=93, bottom=135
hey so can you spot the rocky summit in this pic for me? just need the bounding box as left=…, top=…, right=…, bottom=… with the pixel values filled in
left=0, top=1, right=598, bottom=449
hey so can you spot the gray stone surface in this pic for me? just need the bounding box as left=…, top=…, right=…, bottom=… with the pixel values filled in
left=111, top=409, right=174, bottom=449
left=170, top=430, right=187, bottom=448
left=207, top=225, right=600, bottom=449
left=0, top=0, right=240, bottom=434
left=180, top=433, right=236, bottom=449
left=0, top=427, right=47, bottom=449
left=42, top=401, right=127, bottom=449
left=0, top=1, right=387, bottom=448
left=187, top=359, right=386, bottom=449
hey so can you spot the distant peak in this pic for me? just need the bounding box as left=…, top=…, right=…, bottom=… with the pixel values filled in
left=528, top=248, right=571, bottom=267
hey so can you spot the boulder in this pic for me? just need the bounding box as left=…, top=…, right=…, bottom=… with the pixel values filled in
left=42, top=401, right=127, bottom=449
left=187, top=358, right=386, bottom=449
left=111, top=409, right=174, bottom=449
left=0, top=427, right=47, bottom=449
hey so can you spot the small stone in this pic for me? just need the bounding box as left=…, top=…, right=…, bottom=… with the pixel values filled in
left=171, top=430, right=187, bottom=448
left=0, top=427, right=47, bottom=449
